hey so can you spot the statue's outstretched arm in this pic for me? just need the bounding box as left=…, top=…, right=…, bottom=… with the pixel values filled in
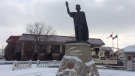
left=65, top=1, right=70, bottom=15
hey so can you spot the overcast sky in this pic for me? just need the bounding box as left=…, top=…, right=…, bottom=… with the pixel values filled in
left=0, top=0, right=135, bottom=49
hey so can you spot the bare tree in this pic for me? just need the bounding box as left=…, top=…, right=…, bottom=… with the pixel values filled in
left=26, top=22, right=56, bottom=60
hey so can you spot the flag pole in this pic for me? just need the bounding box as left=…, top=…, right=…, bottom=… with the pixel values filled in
left=112, top=37, right=114, bottom=50
left=117, top=33, right=119, bottom=51
left=112, top=33, right=114, bottom=60
left=112, top=33, right=114, bottom=51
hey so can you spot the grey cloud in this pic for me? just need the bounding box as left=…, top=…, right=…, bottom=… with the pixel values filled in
left=0, top=0, right=135, bottom=48
left=84, top=0, right=135, bottom=33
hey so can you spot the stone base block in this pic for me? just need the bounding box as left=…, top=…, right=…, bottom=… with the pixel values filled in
left=56, top=42, right=99, bottom=76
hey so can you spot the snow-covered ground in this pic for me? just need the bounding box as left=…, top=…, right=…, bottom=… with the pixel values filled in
left=0, top=64, right=134, bottom=76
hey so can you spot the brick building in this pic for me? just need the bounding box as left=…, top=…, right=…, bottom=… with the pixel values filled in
left=5, top=33, right=105, bottom=61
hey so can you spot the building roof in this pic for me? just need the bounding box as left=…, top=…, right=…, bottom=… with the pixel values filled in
left=122, top=46, right=135, bottom=53
left=6, top=36, right=20, bottom=42
left=88, top=38, right=105, bottom=47
left=9, top=33, right=105, bottom=47
left=101, top=47, right=113, bottom=51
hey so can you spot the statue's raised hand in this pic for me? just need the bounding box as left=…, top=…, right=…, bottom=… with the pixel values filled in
left=65, top=1, right=68, bottom=6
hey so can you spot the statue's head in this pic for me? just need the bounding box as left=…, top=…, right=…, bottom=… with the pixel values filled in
left=76, top=4, right=81, bottom=11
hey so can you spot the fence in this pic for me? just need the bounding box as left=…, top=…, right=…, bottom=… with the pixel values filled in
left=133, top=63, right=135, bottom=71
left=12, top=60, right=32, bottom=70
left=0, top=61, right=14, bottom=65
left=37, top=60, right=60, bottom=68
left=94, top=60, right=117, bottom=65
left=12, top=60, right=61, bottom=71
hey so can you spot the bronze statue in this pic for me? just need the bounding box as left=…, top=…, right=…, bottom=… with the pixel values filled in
left=65, top=1, right=89, bottom=41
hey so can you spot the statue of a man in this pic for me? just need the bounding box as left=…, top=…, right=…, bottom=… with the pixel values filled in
left=65, top=1, right=89, bottom=41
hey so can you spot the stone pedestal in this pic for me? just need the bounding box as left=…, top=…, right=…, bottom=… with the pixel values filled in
left=56, top=42, right=99, bottom=76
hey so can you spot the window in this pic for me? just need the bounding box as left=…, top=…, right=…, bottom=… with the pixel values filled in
left=133, top=54, right=135, bottom=58
left=62, top=45, right=65, bottom=53
left=128, top=56, right=131, bottom=60
left=94, top=48, right=99, bottom=55
left=51, top=45, right=60, bottom=53
left=38, top=45, right=47, bottom=53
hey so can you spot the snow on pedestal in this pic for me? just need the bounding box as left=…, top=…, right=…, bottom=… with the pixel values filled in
left=56, top=42, right=99, bottom=76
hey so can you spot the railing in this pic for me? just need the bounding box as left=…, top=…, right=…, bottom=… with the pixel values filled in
left=12, top=60, right=61, bottom=71
left=133, top=63, right=135, bottom=71
left=0, top=61, right=15, bottom=65
left=12, top=60, right=32, bottom=70
left=37, top=60, right=60, bottom=68
left=94, top=60, right=117, bottom=65
left=36, top=60, right=49, bottom=68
